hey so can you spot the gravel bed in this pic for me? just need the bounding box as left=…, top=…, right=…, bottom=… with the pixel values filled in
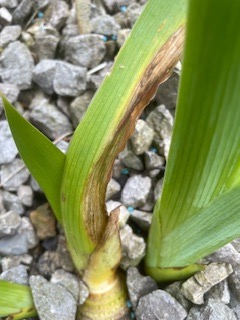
left=0, top=1, right=240, bottom=319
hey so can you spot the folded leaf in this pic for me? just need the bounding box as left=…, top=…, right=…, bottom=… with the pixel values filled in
left=2, top=97, right=65, bottom=222
left=0, top=280, right=37, bottom=319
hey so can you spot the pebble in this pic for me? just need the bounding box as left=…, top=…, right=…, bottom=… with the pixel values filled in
left=122, top=175, right=152, bottom=208
left=228, top=265, right=240, bottom=302
left=17, top=185, right=33, bottom=207
left=0, top=41, right=34, bottom=90
left=69, top=91, right=94, bottom=128
left=91, top=14, right=120, bottom=36
left=51, top=269, right=80, bottom=301
left=30, top=275, right=77, bottom=320
left=130, top=120, right=155, bottom=155
left=129, top=209, right=152, bottom=231
left=79, top=280, right=90, bottom=305
left=206, top=243, right=240, bottom=267
left=0, top=83, right=20, bottom=115
left=56, top=140, right=69, bottom=154
left=106, top=178, right=121, bottom=200
left=53, top=61, right=87, bottom=97
left=19, top=217, right=39, bottom=249
left=0, top=211, right=21, bottom=238
left=0, top=25, right=22, bottom=49
left=155, top=71, right=179, bottom=110
left=120, top=224, right=146, bottom=269
left=106, top=200, right=130, bottom=227
left=154, top=178, right=163, bottom=202
left=146, top=105, right=173, bottom=158
left=1, top=254, right=33, bottom=271
left=0, top=0, right=18, bottom=8
left=33, top=59, right=58, bottom=95
left=119, top=147, right=144, bottom=171
left=2, top=190, right=24, bottom=215
left=187, top=298, right=237, bottom=320
left=135, top=289, right=187, bottom=320
left=29, top=94, right=72, bottom=140
left=64, top=35, right=106, bottom=68
left=206, top=279, right=230, bottom=304
left=0, top=232, right=28, bottom=255
left=49, top=0, right=69, bottom=30
left=0, top=7, right=12, bottom=25
left=181, top=262, right=233, bottom=304
left=126, top=267, right=158, bottom=310
left=117, top=28, right=131, bottom=47
left=33, top=25, right=60, bottom=60
left=165, top=281, right=191, bottom=311
left=30, top=203, right=56, bottom=240
left=12, top=0, right=34, bottom=25
left=144, top=151, right=165, bottom=170
left=0, top=120, right=18, bottom=165
left=0, top=158, right=30, bottom=192
left=0, top=264, right=29, bottom=285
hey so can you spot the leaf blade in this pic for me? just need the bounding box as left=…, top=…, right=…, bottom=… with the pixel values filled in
left=2, top=97, right=65, bottom=222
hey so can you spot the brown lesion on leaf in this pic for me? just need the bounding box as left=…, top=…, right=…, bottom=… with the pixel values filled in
left=83, top=26, right=185, bottom=243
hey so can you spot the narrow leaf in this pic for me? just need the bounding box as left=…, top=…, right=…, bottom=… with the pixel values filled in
left=146, top=0, right=240, bottom=271
left=2, top=97, right=65, bottom=222
left=0, top=280, right=37, bottom=319
left=61, top=0, right=187, bottom=272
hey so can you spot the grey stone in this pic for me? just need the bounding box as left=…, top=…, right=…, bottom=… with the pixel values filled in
left=69, top=91, right=94, bottom=128
left=51, top=269, right=80, bottom=301
left=30, top=275, right=77, bottom=320
left=0, top=191, right=5, bottom=214
left=127, top=267, right=158, bottom=310
left=88, top=74, right=104, bottom=90
left=154, top=178, right=163, bottom=202
left=49, top=0, right=69, bottom=30
left=146, top=105, right=173, bottom=158
left=0, top=232, right=28, bottom=255
left=131, top=119, right=155, bottom=155
left=129, top=209, right=152, bottom=231
left=0, top=211, right=21, bottom=238
left=56, top=96, right=70, bottom=117
left=0, top=83, right=20, bottom=115
left=106, top=178, right=121, bottom=200
left=149, top=169, right=161, bottom=178
left=53, top=61, right=87, bottom=97
left=117, top=28, right=131, bottom=47
left=30, top=95, right=72, bottom=140
left=0, top=120, right=18, bottom=165
left=0, top=0, right=18, bottom=8
left=206, top=244, right=240, bottom=267
left=106, top=200, right=130, bottom=228
left=0, top=7, right=12, bottom=25
left=187, top=298, right=237, bottom=320
left=135, top=289, right=187, bottom=320
left=127, top=4, right=145, bottom=27
left=33, top=26, right=60, bottom=60
left=232, top=238, right=240, bottom=252
left=19, top=217, right=39, bottom=249
left=228, top=265, right=240, bottom=302
left=64, top=35, right=106, bottom=68
left=17, top=185, right=33, bottom=207
left=56, top=140, right=69, bottom=154
left=0, top=265, right=28, bottom=285
left=12, top=0, right=34, bottom=25
left=91, top=14, right=120, bottom=36
left=0, top=25, right=22, bottom=49
left=119, top=147, right=144, bottom=171
left=33, top=59, right=58, bottom=95
left=181, top=263, right=233, bottom=304
left=120, top=224, right=146, bottom=269
left=2, top=190, right=24, bottom=215
left=166, top=281, right=191, bottom=311
left=0, top=158, right=30, bottom=192
left=0, top=41, right=34, bottom=89
left=79, top=280, right=89, bottom=305
left=144, top=151, right=165, bottom=170
left=1, top=254, right=32, bottom=271
left=113, top=11, right=129, bottom=29
left=155, top=71, right=179, bottom=110
left=206, top=279, right=230, bottom=304
left=122, top=175, right=152, bottom=208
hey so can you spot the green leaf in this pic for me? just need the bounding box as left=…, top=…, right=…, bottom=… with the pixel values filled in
left=2, top=97, right=65, bottom=222
left=0, top=280, right=37, bottom=319
left=60, top=0, right=187, bottom=272
left=146, top=0, right=240, bottom=274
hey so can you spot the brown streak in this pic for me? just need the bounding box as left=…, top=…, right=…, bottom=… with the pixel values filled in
left=84, top=26, right=185, bottom=242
